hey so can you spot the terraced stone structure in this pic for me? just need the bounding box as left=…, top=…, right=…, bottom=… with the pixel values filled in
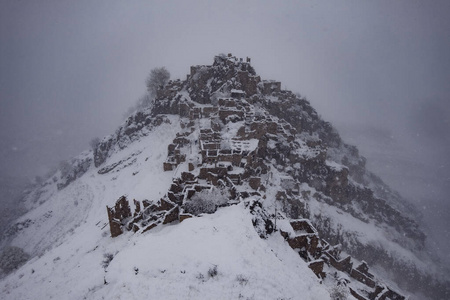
left=100, top=53, right=448, bottom=299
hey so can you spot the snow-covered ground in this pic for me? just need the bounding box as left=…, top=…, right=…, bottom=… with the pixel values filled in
left=1, top=204, right=330, bottom=300
left=0, top=115, right=332, bottom=299
left=2, top=59, right=442, bottom=298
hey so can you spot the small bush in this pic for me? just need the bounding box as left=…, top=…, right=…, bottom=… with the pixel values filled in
left=183, top=187, right=230, bottom=216
left=236, top=274, right=249, bottom=285
left=184, top=196, right=216, bottom=216
left=330, top=283, right=349, bottom=300
left=208, top=265, right=218, bottom=278
left=196, top=273, right=205, bottom=281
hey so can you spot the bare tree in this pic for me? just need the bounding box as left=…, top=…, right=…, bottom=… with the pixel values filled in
left=146, top=67, right=170, bottom=95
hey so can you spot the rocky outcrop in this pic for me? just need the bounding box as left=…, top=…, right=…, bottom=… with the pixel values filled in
left=99, top=54, right=445, bottom=298
left=94, top=114, right=171, bottom=167
left=57, top=156, right=92, bottom=190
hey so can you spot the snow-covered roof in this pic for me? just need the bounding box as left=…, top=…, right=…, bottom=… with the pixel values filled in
left=230, top=139, right=259, bottom=153
left=231, top=89, right=245, bottom=94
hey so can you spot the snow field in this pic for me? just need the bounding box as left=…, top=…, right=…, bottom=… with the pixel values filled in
left=98, top=204, right=330, bottom=300
left=1, top=205, right=331, bottom=300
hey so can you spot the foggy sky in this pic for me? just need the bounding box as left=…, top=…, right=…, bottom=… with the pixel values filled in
left=1, top=1, right=449, bottom=261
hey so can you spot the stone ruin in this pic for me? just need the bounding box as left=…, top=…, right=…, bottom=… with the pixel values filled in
left=103, top=54, right=408, bottom=299
left=279, top=219, right=405, bottom=300
left=106, top=193, right=406, bottom=300
left=106, top=196, right=181, bottom=237
left=106, top=196, right=131, bottom=238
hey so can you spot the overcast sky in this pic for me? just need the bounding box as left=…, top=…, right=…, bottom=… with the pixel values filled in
left=1, top=0, right=449, bottom=261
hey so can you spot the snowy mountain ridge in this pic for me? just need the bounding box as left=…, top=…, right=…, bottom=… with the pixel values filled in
left=1, top=54, right=448, bottom=299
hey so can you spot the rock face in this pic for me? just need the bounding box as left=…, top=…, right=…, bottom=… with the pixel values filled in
left=57, top=155, right=92, bottom=190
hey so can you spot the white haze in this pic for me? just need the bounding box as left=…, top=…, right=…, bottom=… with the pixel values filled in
left=1, top=0, right=449, bottom=263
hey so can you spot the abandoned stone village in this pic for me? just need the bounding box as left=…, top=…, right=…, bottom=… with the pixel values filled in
left=103, top=54, right=406, bottom=300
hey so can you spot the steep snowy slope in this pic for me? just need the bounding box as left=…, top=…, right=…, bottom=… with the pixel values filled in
left=0, top=117, right=329, bottom=300
left=1, top=115, right=180, bottom=256
left=1, top=54, right=448, bottom=300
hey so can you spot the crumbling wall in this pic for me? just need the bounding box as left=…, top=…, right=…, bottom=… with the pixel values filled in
left=106, top=196, right=179, bottom=237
